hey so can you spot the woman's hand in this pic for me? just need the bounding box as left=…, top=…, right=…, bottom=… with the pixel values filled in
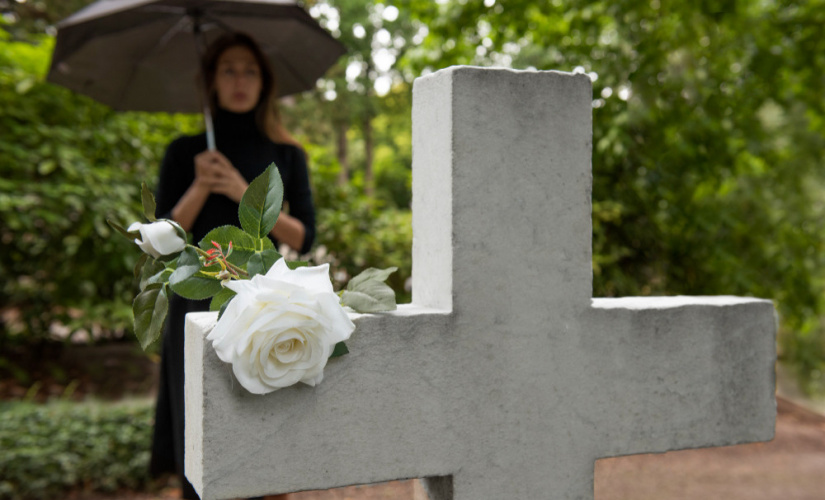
left=194, top=150, right=249, bottom=203
left=193, top=150, right=221, bottom=191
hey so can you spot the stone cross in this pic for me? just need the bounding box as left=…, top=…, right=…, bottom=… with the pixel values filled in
left=184, top=67, right=776, bottom=500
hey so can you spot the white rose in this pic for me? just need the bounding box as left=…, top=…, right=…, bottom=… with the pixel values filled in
left=128, top=220, right=186, bottom=258
left=207, top=258, right=355, bottom=394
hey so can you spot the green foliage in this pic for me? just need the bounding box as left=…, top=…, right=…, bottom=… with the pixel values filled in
left=396, top=0, right=825, bottom=394
left=140, top=184, right=157, bottom=222
left=247, top=248, right=282, bottom=278
left=308, top=144, right=412, bottom=303
left=131, top=283, right=168, bottom=350
left=209, top=287, right=236, bottom=313
left=371, top=87, right=413, bottom=209
left=0, top=400, right=153, bottom=500
left=287, top=0, right=419, bottom=197
left=0, top=0, right=95, bottom=40
left=0, top=32, right=199, bottom=349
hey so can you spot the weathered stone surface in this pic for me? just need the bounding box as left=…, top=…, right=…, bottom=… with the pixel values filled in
left=185, top=67, right=776, bottom=500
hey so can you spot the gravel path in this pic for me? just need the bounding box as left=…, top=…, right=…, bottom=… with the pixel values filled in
left=594, top=397, right=825, bottom=500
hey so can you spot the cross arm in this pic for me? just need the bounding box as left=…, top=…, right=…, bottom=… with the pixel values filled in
left=184, top=306, right=461, bottom=500
left=582, top=296, right=776, bottom=459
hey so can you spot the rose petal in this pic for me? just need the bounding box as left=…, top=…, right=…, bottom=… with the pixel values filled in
left=264, top=259, right=334, bottom=294
left=232, top=360, right=277, bottom=394
left=135, top=237, right=161, bottom=258
left=128, top=220, right=186, bottom=257
left=208, top=259, right=355, bottom=394
left=151, top=221, right=186, bottom=255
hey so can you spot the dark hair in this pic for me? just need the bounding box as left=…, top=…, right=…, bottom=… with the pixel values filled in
left=202, top=32, right=296, bottom=145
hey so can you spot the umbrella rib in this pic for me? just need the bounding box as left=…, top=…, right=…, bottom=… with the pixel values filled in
left=113, top=14, right=195, bottom=109
left=139, top=6, right=187, bottom=15
left=157, top=15, right=192, bottom=48
left=201, top=13, right=234, bottom=34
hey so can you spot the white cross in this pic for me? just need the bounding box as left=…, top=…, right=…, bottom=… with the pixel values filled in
left=184, top=67, right=776, bottom=500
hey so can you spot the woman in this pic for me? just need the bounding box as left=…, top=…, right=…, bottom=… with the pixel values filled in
left=150, top=32, right=315, bottom=499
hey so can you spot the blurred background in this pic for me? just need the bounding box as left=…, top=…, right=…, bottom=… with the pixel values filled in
left=1, top=0, right=824, bottom=498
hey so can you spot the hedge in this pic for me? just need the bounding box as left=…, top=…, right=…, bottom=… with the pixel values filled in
left=0, top=399, right=154, bottom=500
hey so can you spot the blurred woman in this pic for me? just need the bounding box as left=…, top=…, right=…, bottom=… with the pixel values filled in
left=150, top=32, right=314, bottom=499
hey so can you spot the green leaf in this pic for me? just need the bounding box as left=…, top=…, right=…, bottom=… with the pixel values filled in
left=347, top=267, right=398, bottom=291
left=210, top=287, right=236, bottom=312
left=132, top=283, right=168, bottom=350
left=165, top=256, right=179, bottom=272
left=341, top=267, right=398, bottom=313
left=133, top=253, right=148, bottom=279
left=259, top=236, right=275, bottom=250
left=341, top=282, right=397, bottom=313
left=141, top=183, right=156, bottom=222
left=169, top=246, right=200, bottom=283
left=247, top=248, right=282, bottom=277
left=170, top=274, right=223, bottom=300
left=169, top=246, right=223, bottom=300
left=108, top=219, right=139, bottom=241
left=147, top=268, right=173, bottom=289
left=198, top=225, right=258, bottom=267
left=239, top=163, right=283, bottom=239
left=169, top=219, right=188, bottom=243
left=329, top=341, right=349, bottom=358
left=286, top=260, right=309, bottom=270
left=138, top=258, right=165, bottom=290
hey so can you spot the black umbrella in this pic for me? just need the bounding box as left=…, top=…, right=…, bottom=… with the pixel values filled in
left=47, top=0, right=345, bottom=149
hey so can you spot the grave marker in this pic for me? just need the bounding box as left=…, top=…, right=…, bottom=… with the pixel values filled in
left=185, top=67, right=776, bottom=500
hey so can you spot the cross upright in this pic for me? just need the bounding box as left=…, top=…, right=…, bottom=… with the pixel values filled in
left=184, top=66, right=776, bottom=500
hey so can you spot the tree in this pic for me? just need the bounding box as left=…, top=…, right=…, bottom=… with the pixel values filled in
left=287, top=0, right=419, bottom=197
left=399, top=0, right=825, bottom=393
left=0, top=0, right=92, bottom=39
left=0, top=26, right=199, bottom=353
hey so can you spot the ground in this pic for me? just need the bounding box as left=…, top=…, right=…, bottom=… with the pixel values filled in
left=3, top=342, right=825, bottom=500
left=0, top=342, right=157, bottom=402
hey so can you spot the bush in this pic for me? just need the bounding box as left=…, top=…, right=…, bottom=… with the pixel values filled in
left=0, top=399, right=154, bottom=500
left=0, top=32, right=199, bottom=349
left=307, top=144, right=412, bottom=303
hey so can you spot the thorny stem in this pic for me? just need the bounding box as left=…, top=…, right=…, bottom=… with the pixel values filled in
left=225, top=260, right=249, bottom=277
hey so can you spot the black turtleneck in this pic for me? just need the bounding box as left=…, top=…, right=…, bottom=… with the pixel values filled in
left=155, top=107, right=315, bottom=254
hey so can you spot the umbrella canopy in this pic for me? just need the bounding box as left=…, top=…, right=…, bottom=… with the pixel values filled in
left=47, top=0, right=345, bottom=113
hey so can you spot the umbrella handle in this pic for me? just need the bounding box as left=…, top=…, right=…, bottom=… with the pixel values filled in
left=192, top=10, right=216, bottom=151
left=203, top=104, right=217, bottom=151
